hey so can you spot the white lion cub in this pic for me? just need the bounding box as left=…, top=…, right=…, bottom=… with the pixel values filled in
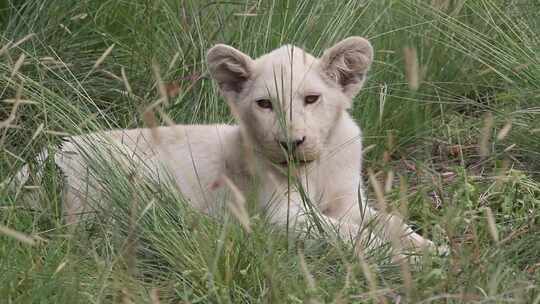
left=19, top=37, right=436, bottom=253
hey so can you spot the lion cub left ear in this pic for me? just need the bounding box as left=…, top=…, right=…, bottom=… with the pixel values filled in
left=207, top=44, right=254, bottom=101
left=320, top=37, right=374, bottom=98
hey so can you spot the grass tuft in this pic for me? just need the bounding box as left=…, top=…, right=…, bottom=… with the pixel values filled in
left=1, top=0, right=539, bottom=303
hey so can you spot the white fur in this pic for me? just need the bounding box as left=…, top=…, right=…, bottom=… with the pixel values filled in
left=19, top=37, right=436, bottom=253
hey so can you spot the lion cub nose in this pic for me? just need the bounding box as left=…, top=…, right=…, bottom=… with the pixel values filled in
left=279, top=136, right=306, bottom=152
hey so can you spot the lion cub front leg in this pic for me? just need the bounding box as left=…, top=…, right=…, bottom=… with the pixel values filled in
left=324, top=178, right=436, bottom=254
left=265, top=192, right=384, bottom=250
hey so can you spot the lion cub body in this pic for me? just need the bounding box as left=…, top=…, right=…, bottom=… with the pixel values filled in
left=23, top=37, right=435, bottom=252
left=58, top=113, right=362, bottom=225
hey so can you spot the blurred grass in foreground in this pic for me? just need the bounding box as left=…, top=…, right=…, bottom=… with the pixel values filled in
left=1, top=0, right=539, bottom=303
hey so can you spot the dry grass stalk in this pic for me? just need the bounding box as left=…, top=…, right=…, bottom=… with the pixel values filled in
left=233, top=4, right=258, bottom=17
left=0, top=82, right=23, bottom=130
left=220, top=175, right=251, bottom=233
left=147, top=108, right=181, bottom=167
left=388, top=222, right=413, bottom=299
left=484, top=207, right=499, bottom=244
left=121, top=67, right=133, bottom=96
left=150, top=288, right=161, bottom=304
left=403, top=47, right=420, bottom=90
left=101, top=70, right=122, bottom=81
left=355, top=243, right=386, bottom=304
left=378, top=84, right=387, bottom=124
left=368, top=169, right=387, bottom=213
left=53, top=260, right=68, bottom=275
left=479, top=113, right=494, bottom=158
left=155, top=108, right=175, bottom=126
left=503, top=144, right=516, bottom=152
left=142, top=108, right=161, bottom=144
left=70, top=13, right=88, bottom=20
left=1, top=98, right=35, bottom=105
left=10, top=33, right=36, bottom=49
left=167, top=52, right=180, bottom=73
left=384, top=170, right=394, bottom=194
left=298, top=249, right=316, bottom=291
left=233, top=13, right=258, bottom=17
left=398, top=175, right=409, bottom=219
left=121, top=288, right=134, bottom=304
left=152, top=61, right=168, bottom=105
left=44, top=130, right=71, bottom=136
left=333, top=263, right=353, bottom=303
left=362, top=144, right=376, bottom=155
left=450, top=0, right=466, bottom=16
left=431, top=0, right=450, bottom=11
left=39, top=56, right=64, bottom=66
left=143, top=97, right=168, bottom=113
left=369, top=170, right=413, bottom=295
left=93, top=44, right=115, bottom=70
left=0, top=225, right=37, bottom=246
left=59, top=23, right=72, bottom=35
left=494, top=158, right=510, bottom=189
left=0, top=41, right=12, bottom=56
left=496, top=121, right=512, bottom=141
left=3, top=148, right=25, bottom=162
left=227, top=99, right=258, bottom=177
left=30, top=123, right=44, bottom=142
left=11, top=53, right=26, bottom=77
left=124, top=177, right=140, bottom=277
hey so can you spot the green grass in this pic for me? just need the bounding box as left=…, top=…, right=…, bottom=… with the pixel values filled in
left=1, top=0, right=539, bottom=303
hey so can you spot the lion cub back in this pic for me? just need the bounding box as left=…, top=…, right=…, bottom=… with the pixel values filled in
left=57, top=124, right=241, bottom=217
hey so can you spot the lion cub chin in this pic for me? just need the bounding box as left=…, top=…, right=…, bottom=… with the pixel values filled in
left=25, top=37, right=439, bottom=256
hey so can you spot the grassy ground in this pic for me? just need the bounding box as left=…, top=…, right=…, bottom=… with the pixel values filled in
left=1, top=0, right=539, bottom=303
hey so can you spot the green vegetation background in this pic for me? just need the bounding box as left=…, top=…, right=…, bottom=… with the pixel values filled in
left=1, top=1, right=539, bottom=303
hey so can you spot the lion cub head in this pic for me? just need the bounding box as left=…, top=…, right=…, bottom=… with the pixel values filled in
left=207, top=37, right=373, bottom=165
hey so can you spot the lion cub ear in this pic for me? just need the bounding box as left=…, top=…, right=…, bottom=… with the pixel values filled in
left=320, top=37, right=374, bottom=98
left=207, top=44, right=254, bottom=100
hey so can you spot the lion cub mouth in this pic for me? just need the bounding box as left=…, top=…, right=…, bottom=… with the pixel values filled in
left=278, top=159, right=314, bottom=167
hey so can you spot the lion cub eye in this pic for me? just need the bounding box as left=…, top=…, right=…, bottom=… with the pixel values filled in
left=256, top=99, right=273, bottom=110
left=304, top=94, right=320, bottom=105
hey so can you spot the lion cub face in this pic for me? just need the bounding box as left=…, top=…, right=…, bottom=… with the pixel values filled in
left=208, top=37, right=373, bottom=165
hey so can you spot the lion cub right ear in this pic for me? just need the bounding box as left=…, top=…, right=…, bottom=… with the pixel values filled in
left=320, top=37, right=374, bottom=99
left=207, top=44, right=254, bottom=101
